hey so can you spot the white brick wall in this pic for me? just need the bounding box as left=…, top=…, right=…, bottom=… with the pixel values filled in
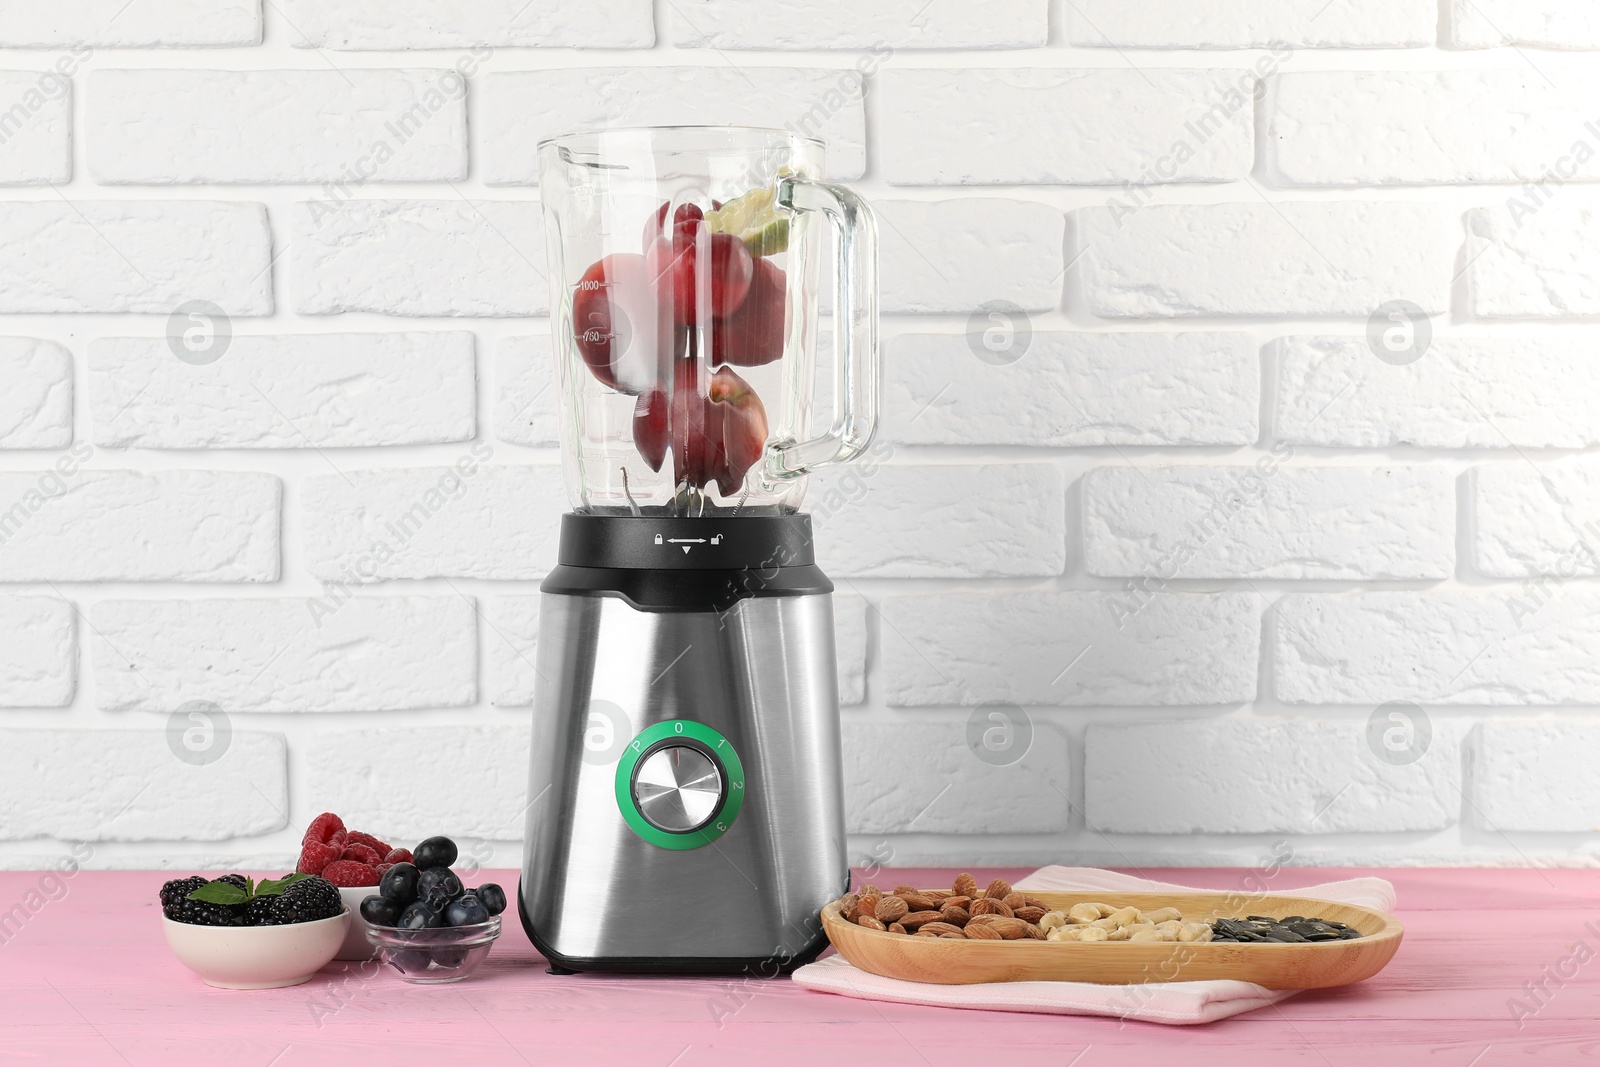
left=1466, top=202, right=1600, bottom=318
left=290, top=200, right=547, bottom=316
left=880, top=592, right=1259, bottom=706
left=1272, top=337, right=1600, bottom=448
left=1086, top=720, right=1464, bottom=834
left=1083, top=465, right=1456, bottom=580
left=1473, top=721, right=1600, bottom=832
left=302, top=462, right=566, bottom=581
left=0, top=3, right=1595, bottom=870
left=0, top=71, right=71, bottom=184
left=1447, top=0, right=1600, bottom=49
left=481, top=68, right=867, bottom=184
left=1069, top=0, right=1434, bottom=49
left=0, top=598, right=75, bottom=707
left=0, top=2, right=261, bottom=48
left=884, top=332, right=1257, bottom=446
left=1274, top=592, right=1600, bottom=705
left=282, top=0, right=654, bottom=50
left=668, top=0, right=1046, bottom=50
left=0, top=338, right=72, bottom=448
left=493, top=335, right=559, bottom=448
left=0, top=469, right=280, bottom=582
left=1266, top=71, right=1600, bottom=185
left=0, top=202, right=272, bottom=314
left=878, top=70, right=1254, bottom=185
left=876, top=199, right=1064, bottom=313
left=1080, top=203, right=1458, bottom=317
left=91, top=333, right=476, bottom=448
left=1471, top=459, right=1600, bottom=577
left=92, top=597, right=477, bottom=712
left=88, top=70, right=468, bottom=184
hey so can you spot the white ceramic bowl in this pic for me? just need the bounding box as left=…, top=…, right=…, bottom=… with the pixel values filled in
left=163, top=910, right=349, bottom=989
left=336, top=884, right=381, bottom=960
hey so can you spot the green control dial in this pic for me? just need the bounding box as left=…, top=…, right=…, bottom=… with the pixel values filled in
left=615, top=720, right=745, bottom=850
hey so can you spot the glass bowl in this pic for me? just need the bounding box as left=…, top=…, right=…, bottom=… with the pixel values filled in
left=365, top=916, right=501, bottom=983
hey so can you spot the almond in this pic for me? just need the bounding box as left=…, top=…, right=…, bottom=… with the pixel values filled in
left=874, top=896, right=909, bottom=923
left=1014, top=906, right=1047, bottom=923
left=1023, top=896, right=1049, bottom=911
left=838, top=892, right=860, bottom=921
left=941, top=895, right=972, bottom=910
left=964, top=921, right=1004, bottom=940
left=901, top=910, right=944, bottom=929
left=940, top=905, right=970, bottom=925
left=970, top=898, right=1014, bottom=918
left=898, top=892, right=937, bottom=911
left=1025, top=922, right=1047, bottom=940
left=938, top=931, right=968, bottom=939
left=856, top=915, right=886, bottom=931
left=924, top=890, right=954, bottom=902
left=892, top=885, right=920, bottom=896
left=888, top=922, right=907, bottom=935
left=953, top=873, right=978, bottom=897
left=984, top=878, right=1012, bottom=900
left=1002, top=892, right=1026, bottom=910
left=985, top=917, right=1030, bottom=940
left=918, top=921, right=965, bottom=937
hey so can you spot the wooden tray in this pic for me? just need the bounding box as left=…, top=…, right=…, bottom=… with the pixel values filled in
left=821, top=890, right=1403, bottom=989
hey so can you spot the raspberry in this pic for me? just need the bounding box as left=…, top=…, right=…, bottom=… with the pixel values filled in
left=297, top=840, right=340, bottom=875
left=302, top=812, right=344, bottom=846
left=321, top=860, right=380, bottom=887
left=384, top=848, right=414, bottom=865
left=374, top=863, right=394, bottom=879
left=340, top=843, right=381, bottom=866
left=346, top=831, right=391, bottom=856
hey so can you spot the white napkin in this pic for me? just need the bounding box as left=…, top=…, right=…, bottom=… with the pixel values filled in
left=790, top=866, right=1397, bottom=1026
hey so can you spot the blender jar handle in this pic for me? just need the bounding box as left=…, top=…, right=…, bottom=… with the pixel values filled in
left=765, top=176, right=879, bottom=482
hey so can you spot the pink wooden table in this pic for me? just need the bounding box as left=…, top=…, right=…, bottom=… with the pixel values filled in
left=2, top=867, right=1595, bottom=1065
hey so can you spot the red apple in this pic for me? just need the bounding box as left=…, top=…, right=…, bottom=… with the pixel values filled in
left=707, top=366, right=769, bottom=496
left=710, top=257, right=786, bottom=367
left=632, top=388, right=669, bottom=473
left=640, top=199, right=721, bottom=251
left=646, top=225, right=754, bottom=326
left=571, top=252, right=678, bottom=394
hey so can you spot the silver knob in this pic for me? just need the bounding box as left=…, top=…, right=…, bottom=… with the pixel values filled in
left=633, top=745, right=723, bottom=833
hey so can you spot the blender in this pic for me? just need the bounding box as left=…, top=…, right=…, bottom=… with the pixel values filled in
left=519, top=126, right=878, bottom=973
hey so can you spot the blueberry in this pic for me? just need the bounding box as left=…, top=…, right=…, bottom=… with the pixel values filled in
left=416, top=866, right=463, bottom=908
left=389, top=949, right=433, bottom=974
left=413, top=836, right=458, bottom=870
left=378, top=861, right=419, bottom=905
left=433, top=947, right=469, bottom=969
left=359, top=895, right=404, bottom=927
left=444, top=894, right=490, bottom=927
left=398, top=900, right=442, bottom=930
left=475, top=883, right=507, bottom=916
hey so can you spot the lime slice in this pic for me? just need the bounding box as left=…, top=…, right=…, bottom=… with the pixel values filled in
left=706, top=185, right=789, bottom=257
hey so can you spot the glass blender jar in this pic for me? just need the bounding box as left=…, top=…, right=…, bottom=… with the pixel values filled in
left=520, top=127, right=879, bottom=973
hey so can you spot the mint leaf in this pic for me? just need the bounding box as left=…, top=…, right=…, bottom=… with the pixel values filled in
left=254, top=873, right=310, bottom=898
left=188, top=882, right=248, bottom=906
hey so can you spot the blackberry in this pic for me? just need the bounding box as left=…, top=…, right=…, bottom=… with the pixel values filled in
left=214, top=874, right=250, bottom=891
left=164, top=897, right=244, bottom=927
left=251, top=876, right=342, bottom=926
left=159, top=876, right=208, bottom=909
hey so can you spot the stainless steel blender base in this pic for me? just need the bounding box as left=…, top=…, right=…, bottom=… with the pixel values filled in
left=519, top=590, right=849, bottom=973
